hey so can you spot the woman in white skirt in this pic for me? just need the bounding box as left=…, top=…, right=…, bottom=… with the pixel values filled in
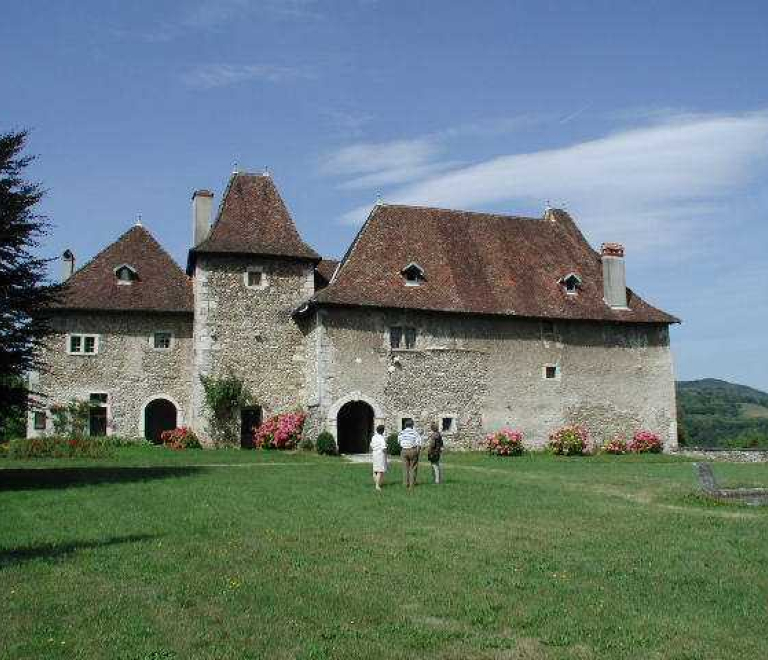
left=370, top=424, right=388, bottom=491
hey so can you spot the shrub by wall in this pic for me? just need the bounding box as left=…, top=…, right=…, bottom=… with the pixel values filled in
left=161, top=427, right=202, bottom=450
left=316, top=431, right=338, bottom=456
left=486, top=429, right=525, bottom=456
left=629, top=430, right=662, bottom=453
left=254, top=412, right=306, bottom=450
left=7, top=436, right=113, bottom=459
left=549, top=425, right=591, bottom=455
left=386, top=433, right=400, bottom=456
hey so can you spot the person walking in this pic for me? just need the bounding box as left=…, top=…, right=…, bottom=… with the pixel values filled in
left=370, top=424, right=388, bottom=491
left=426, top=421, right=444, bottom=484
left=398, top=420, right=422, bottom=489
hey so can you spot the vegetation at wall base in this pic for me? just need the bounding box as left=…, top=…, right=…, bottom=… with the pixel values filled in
left=1, top=449, right=767, bottom=659
left=677, top=378, right=768, bottom=448
left=386, top=432, right=400, bottom=456
left=5, top=435, right=113, bottom=459
left=315, top=431, right=337, bottom=455
left=199, top=372, right=251, bottom=447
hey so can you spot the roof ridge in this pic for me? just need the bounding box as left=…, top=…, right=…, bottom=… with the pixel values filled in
left=379, top=203, right=544, bottom=222
left=67, top=224, right=149, bottom=280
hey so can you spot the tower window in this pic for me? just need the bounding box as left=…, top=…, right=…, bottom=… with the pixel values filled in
left=114, top=264, right=138, bottom=284
left=245, top=267, right=268, bottom=289
left=153, top=331, right=173, bottom=350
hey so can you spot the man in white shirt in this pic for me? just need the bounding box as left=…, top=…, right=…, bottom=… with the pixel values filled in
left=398, top=419, right=422, bottom=489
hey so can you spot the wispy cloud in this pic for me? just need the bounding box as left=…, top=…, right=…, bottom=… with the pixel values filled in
left=335, top=112, right=768, bottom=252
left=120, top=0, right=320, bottom=43
left=182, top=63, right=313, bottom=89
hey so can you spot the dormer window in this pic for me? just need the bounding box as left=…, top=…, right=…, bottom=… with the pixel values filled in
left=401, top=262, right=426, bottom=287
left=114, top=264, right=138, bottom=285
left=560, top=273, right=582, bottom=295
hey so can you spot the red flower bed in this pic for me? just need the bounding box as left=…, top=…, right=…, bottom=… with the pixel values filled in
left=549, top=425, right=591, bottom=455
left=161, top=427, right=201, bottom=450
left=486, top=429, right=525, bottom=456
left=602, top=434, right=628, bottom=455
left=629, top=430, right=662, bottom=453
left=254, top=412, right=306, bottom=450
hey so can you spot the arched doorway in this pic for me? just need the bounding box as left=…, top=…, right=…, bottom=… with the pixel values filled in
left=337, top=400, right=374, bottom=454
left=144, top=398, right=178, bottom=444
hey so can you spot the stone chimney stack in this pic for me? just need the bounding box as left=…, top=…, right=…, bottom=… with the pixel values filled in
left=61, top=249, right=75, bottom=281
left=192, top=189, right=214, bottom=246
left=601, top=242, right=628, bottom=309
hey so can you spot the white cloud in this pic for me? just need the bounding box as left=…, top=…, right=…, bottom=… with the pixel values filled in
left=320, top=137, right=439, bottom=176
left=337, top=112, right=768, bottom=251
left=182, top=63, right=312, bottom=89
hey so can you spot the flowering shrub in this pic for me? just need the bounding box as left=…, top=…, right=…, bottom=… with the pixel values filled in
left=629, top=430, right=662, bottom=454
left=486, top=429, right=525, bottom=456
left=161, top=427, right=201, bottom=450
left=7, top=436, right=112, bottom=459
left=602, top=434, right=628, bottom=455
left=548, top=425, right=590, bottom=455
left=254, top=412, right=306, bottom=450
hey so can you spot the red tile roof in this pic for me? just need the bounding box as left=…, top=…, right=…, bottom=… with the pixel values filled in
left=315, top=258, right=340, bottom=289
left=190, top=173, right=319, bottom=268
left=312, top=204, right=678, bottom=324
left=54, top=225, right=193, bottom=313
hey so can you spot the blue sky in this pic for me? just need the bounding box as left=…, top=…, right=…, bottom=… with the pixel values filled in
left=3, top=0, right=768, bottom=390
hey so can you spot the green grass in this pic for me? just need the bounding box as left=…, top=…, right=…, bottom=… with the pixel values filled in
left=2, top=449, right=767, bottom=660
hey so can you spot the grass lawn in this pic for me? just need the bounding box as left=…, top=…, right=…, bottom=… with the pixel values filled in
left=1, top=449, right=767, bottom=660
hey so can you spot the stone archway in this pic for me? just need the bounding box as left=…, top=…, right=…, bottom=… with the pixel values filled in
left=327, top=392, right=385, bottom=451
left=337, top=400, right=374, bottom=454
left=142, top=397, right=178, bottom=444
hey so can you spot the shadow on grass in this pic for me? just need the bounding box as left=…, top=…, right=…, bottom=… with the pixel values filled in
left=0, top=533, right=158, bottom=568
left=0, top=466, right=205, bottom=491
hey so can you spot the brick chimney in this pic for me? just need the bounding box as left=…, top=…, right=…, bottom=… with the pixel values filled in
left=192, top=189, right=214, bottom=246
left=61, top=249, right=75, bottom=281
left=601, top=242, right=628, bottom=309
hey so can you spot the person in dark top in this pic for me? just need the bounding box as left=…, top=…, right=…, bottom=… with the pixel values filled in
left=426, top=421, right=443, bottom=484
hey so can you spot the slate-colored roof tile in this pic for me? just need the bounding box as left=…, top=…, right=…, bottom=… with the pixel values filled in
left=54, top=225, right=193, bottom=313
left=312, top=204, right=678, bottom=324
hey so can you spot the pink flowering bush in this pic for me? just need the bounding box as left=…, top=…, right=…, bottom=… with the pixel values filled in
left=486, top=429, right=525, bottom=456
left=161, top=427, right=201, bottom=450
left=629, top=430, right=662, bottom=454
left=602, top=434, right=628, bottom=455
left=254, top=412, right=306, bottom=450
left=548, top=425, right=591, bottom=455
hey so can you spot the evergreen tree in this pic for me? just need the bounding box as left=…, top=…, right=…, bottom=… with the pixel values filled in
left=0, top=130, right=60, bottom=437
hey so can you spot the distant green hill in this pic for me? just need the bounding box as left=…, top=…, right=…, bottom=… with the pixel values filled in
left=676, top=379, right=768, bottom=448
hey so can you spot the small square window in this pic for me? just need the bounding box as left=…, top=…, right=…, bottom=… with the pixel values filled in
left=390, top=326, right=403, bottom=349
left=83, top=336, right=96, bottom=354
left=401, top=417, right=414, bottom=430
left=441, top=416, right=456, bottom=433
left=89, top=393, right=108, bottom=405
left=33, top=411, right=46, bottom=430
left=153, top=332, right=172, bottom=350
left=70, top=335, right=82, bottom=353
left=544, top=365, right=558, bottom=380
left=248, top=270, right=262, bottom=287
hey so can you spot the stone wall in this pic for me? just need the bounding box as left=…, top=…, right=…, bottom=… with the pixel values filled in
left=29, top=311, right=193, bottom=438
left=314, top=307, right=677, bottom=450
left=190, top=254, right=315, bottom=443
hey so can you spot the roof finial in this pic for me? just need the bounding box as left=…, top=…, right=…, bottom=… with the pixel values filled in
left=263, top=165, right=270, bottom=177
left=136, top=213, right=142, bottom=227
left=232, top=161, right=239, bottom=174
left=375, top=192, right=384, bottom=206
left=544, top=200, right=552, bottom=212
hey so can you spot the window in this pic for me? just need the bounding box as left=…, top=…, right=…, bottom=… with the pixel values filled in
left=245, top=267, right=268, bottom=289
left=67, top=334, right=98, bottom=355
left=114, top=264, right=138, bottom=284
left=401, top=262, right=426, bottom=286
left=400, top=417, right=414, bottom=430
left=440, top=416, right=457, bottom=434
left=560, top=273, right=582, bottom=295
left=33, top=411, right=46, bottom=430
left=153, top=331, right=173, bottom=350
left=543, top=364, right=560, bottom=380
left=404, top=327, right=417, bottom=349
left=389, top=326, right=403, bottom=349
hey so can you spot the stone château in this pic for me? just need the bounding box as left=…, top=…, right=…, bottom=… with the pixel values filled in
left=29, top=170, right=680, bottom=451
